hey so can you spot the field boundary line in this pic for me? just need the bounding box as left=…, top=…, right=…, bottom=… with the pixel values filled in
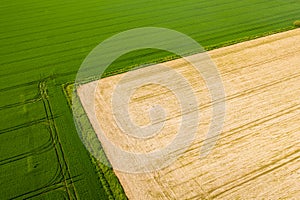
left=39, top=80, right=78, bottom=200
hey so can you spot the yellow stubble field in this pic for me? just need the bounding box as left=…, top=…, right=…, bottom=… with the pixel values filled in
left=78, top=29, right=300, bottom=199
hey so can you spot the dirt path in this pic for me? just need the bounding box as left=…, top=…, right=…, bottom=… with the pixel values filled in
left=78, top=29, right=300, bottom=199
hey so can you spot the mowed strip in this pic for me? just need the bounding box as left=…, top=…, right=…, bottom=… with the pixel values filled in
left=78, top=29, right=300, bottom=199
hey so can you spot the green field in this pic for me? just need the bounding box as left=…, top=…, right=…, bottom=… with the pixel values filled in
left=0, top=0, right=299, bottom=199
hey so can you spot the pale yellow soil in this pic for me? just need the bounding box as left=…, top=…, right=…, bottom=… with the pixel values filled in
left=78, top=29, right=300, bottom=199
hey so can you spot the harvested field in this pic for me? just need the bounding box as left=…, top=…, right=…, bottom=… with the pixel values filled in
left=78, top=29, right=300, bottom=199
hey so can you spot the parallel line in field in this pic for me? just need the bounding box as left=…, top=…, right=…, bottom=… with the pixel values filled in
left=0, top=25, right=295, bottom=83
left=185, top=150, right=300, bottom=199
left=11, top=183, right=65, bottom=200
left=0, top=0, right=224, bottom=25
left=11, top=175, right=79, bottom=200
left=0, top=0, right=188, bottom=22
left=180, top=103, right=300, bottom=164
left=0, top=71, right=78, bottom=94
left=0, top=80, right=39, bottom=92
left=211, top=151, right=300, bottom=198
left=0, top=96, right=41, bottom=110
left=159, top=68, right=300, bottom=174
left=0, top=1, right=290, bottom=44
left=0, top=136, right=53, bottom=166
left=168, top=120, right=300, bottom=194
left=177, top=105, right=300, bottom=164
left=126, top=47, right=300, bottom=106
left=0, top=0, right=104, bottom=18
left=200, top=105, right=300, bottom=156
left=1, top=6, right=294, bottom=56
left=186, top=14, right=298, bottom=43
left=0, top=0, right=244, bottom=34
left=2, top=0, right=236, bottom=25
left=0, top=53, right=84, bottom=78
left=1, top=8, right=297, bottom=63
left=3, top=4, right=290, bottom=51
left=0, top=117, right=53, bottom=134
left=112, top=51, right=300, bottom=117
left=142, top=56, right=300, bottom=122
left=1, top=28, right=296, bottom=80
left=255, top=166, right=300, bottom=198
left=162, top=104, right=300, bottom=179
left=39, top=81, right=73, bottom=199
left=0, top=0, right=208, bottom=14
left=176, top=137, right=300, bottom=193
left=1, top=15, right=297, bottom=74
left=39, top=81, right=78, bottom=199
left=221, top=54, right=300, bottom=75
left=173, top=132, right=299, bottom=199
